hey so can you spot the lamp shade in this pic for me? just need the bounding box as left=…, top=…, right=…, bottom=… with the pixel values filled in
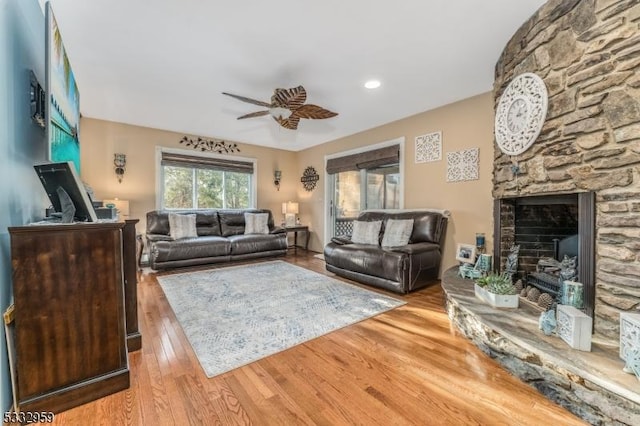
left=285, top=201, right=299, bottom=214
left=103, top=198, right=130, bottom=217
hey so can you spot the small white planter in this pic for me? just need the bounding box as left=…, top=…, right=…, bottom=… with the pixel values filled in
left=474, top=283, right=519, bottom=308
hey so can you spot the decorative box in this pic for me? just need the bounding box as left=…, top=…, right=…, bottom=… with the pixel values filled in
left=620, top=313, right=640, bottom=362
left=556, top=305, right=592, bottom=351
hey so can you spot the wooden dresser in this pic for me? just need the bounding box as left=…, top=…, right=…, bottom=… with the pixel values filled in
left=123, top=219, right=141, bottom=351
left=9, top=222, right=130, bottom=413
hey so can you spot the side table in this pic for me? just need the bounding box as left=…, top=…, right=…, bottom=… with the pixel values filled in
left=284, top=225, right=309, bottom=251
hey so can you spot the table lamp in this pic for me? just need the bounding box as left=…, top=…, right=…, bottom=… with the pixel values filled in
left=282, top=201, right=298, bottom=227
left=103, top=198, right=130, bottom=218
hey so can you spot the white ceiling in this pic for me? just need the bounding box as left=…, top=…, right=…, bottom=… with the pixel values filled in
left=46, top=0, right=546, bottom=151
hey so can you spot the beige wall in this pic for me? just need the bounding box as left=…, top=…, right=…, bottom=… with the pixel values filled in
left=80, top=119, right=298, bottom=233
left=296, top=92, right=495, bottom=272
left=80, top=91, right=495, bottom=274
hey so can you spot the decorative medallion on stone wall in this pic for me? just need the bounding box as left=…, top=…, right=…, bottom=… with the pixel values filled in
left=446, top=148, right=479, bottom=182
left=300, top=166, right=319, bottom=191
left=494, top=73, right=548, bottom=156
left=415, top=131, right=442, bottom=163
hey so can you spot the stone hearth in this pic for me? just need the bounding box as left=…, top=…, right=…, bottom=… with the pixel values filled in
left=442, top=268, right=640, bottom=425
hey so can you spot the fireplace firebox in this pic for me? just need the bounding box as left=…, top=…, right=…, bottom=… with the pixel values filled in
left=493, top=192, right=595, bottom=318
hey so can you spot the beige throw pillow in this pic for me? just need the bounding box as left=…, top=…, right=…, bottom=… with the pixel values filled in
left=244, top=212, right=269, bottom=234
left=169, top=213, right=198, bottom=240
left=381, top=219, right=414, bottom=247
left=351, top=220, right=382, bottom=245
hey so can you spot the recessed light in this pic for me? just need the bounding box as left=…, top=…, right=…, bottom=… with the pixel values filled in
left=364, top=80, right=381, bottom=89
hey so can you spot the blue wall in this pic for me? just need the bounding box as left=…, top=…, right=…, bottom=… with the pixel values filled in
left=0, top=0, right=49, bottom=411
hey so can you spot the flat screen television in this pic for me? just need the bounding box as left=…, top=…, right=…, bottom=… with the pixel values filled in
left=34, top=161, right=97, bottom=222
left=45, top=2, right=81, bottom=173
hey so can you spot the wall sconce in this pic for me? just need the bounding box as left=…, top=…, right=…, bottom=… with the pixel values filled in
left=274, top=170, right=282, bottom=191
left=114, top=153, right=126, bottom=183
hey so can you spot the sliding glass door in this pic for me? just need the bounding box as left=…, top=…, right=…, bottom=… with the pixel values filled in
left=330, top=165, right=400, bottom=237
left=333, top=170, right=362, bottom=237
left=325, top=140, right=404, bottom=240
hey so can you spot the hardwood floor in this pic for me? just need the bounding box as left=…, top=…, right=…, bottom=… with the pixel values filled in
left=51, top=252, right=586, bottom=425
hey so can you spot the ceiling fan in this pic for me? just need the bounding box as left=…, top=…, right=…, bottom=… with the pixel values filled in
left=222, top=85, right=338, bottom=130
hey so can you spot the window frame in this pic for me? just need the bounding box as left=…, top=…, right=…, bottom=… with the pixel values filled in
left=155, top=146, right=257, bottom=210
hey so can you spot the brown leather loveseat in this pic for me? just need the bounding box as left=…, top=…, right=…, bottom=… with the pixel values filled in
left=324, top=209, right=449, bottom=294
left=146, top=209, right=287, bottom=270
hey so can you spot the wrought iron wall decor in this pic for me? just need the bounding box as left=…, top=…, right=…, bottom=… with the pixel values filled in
left=179, top=136, right=240, bottom=154
left=300, top=166, right=319, bottom=191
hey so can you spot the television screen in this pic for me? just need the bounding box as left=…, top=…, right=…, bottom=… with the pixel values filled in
left=45, top=2, right=81, bottom=173
left=34, top=161, right=97, bottom=222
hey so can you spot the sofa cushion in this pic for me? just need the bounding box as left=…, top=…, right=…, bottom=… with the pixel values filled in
left=244, top=212, right=269, bottom=234
left=324, top=243, right=405, bottom=283
left=219, top=209, right=275, bottom=237
left=194, top=211, right=223, bottom=236
left=358, top=210, right=444, bottom=244
left=351, top=220, right=382, bottom=245
left=169, top=213, right=197, bottom=240
left=152, top=236, right=231, bottom=262
left=146, top=210, right=222, bottom=236
left=228, top=234, right=287, bottom=255
left=381, top=219, right=414, bottom=247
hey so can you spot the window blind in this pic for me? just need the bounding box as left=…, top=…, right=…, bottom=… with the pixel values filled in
left=161, top=152, right=254, bottom=174
left=325, top=145, right=399, bottom=174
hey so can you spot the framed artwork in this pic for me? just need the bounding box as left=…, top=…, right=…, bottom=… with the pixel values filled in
left=46, top=4, right=81, bottom=173
left=415, top=131, right=442, bottom=163
left=455, top=243, right=477, bottom=264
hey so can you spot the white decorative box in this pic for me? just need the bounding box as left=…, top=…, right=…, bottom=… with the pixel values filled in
left=620, top=313, right=640, bottom=362
left=556, top=305, right=592, bottom=351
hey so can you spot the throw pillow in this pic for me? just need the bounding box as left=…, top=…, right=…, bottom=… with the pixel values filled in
left=381, top=218, right=414, bottom=247
left=244, top=212, right=269, bottom=234
left=351, top=220, right=382, bottom=245
left=168, top=213, right=198, bottom=240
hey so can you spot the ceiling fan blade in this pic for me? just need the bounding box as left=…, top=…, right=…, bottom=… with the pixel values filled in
left=271, top=86, right=306, bottom=109
left=237, top=110, right=270, bottom=119
left=293, top=104, right=338, bottom=119
left=274, top=115, right=300, bottom=130
left=222, top=92, right=272, bottom=108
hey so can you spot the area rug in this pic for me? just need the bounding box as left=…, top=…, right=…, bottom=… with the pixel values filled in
left=157, top=260, right=405, bottom=377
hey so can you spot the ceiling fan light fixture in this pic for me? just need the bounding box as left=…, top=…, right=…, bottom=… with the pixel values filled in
left=364, top=79, right=381, bottom=89
left=269, top=107, right=292, bottom=119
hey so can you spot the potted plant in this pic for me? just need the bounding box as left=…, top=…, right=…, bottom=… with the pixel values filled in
left=475, top=272, right=519, bottom=308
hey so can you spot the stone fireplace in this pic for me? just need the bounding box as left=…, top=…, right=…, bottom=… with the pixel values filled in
left=493, top=0, right=640, bottom=343
left=443, top=2, right=640, bottom=422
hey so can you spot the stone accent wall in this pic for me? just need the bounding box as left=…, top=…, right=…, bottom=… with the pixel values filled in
left=493, top=0, right=640, bottom=340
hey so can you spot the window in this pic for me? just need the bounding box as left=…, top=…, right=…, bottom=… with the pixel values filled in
left=159, top=149, right=255, bottom=210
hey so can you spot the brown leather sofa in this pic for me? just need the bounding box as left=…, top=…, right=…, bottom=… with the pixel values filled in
left=324, top=209, right=449, bottom=294
left=146, top=209, right=287, bottom=270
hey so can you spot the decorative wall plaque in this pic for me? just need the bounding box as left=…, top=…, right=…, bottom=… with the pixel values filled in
left=446, top=148, right=479, bottom=182
left=300, top=166, right=319, bottom=191
left=415, top=131, right=442, bottom=163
